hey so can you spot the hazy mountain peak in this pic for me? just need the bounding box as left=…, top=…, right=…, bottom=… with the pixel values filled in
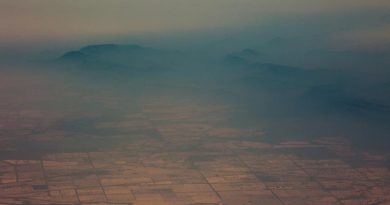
left=59, top=51, right=87, bottom=62
left=223, top=48, right=261, bottom=66
left=57, top=43, right=147, bottom=62
left=79, top=44, right=143, bottom=54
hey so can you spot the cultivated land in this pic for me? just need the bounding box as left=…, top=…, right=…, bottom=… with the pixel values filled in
left=0, top=92, right=389, bottom=205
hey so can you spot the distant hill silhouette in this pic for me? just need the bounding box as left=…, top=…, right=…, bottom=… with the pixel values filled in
left=59, top=44, right=141, bottom=61
left=57, top=44, right=179, bottom=72
left=222, top=48, right=390, bottom=118
left=80, top=44, right=142, bottom=54
left=60, top=51, right=88, bottom=62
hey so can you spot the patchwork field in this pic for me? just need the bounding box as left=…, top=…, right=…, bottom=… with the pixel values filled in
left=0, top=94, right=389, bottom=205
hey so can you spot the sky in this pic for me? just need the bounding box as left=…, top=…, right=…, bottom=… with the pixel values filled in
left=1, top=0, right=390, bottom=49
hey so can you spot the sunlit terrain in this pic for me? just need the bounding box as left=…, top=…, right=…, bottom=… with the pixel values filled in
left=1, top=84, right=389, bottom=204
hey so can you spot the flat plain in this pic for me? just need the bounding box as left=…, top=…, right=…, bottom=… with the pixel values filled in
left=0, top=90, right=389, bottom=205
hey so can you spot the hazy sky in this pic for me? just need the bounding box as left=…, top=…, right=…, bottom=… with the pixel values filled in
left=1, top=0, right=389, bottom=46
